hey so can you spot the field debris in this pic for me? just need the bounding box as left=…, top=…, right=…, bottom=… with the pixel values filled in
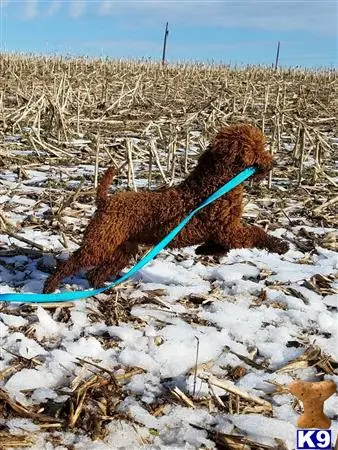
left=276, top=344, right=337, bottom=375
left=199, top=374, right=273, bottom=413
left=0, top=56, right=337, bottom=449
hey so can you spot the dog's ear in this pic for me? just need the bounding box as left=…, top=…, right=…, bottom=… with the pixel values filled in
left=212, top=134, right=255, bottom=166
left=225, top=140, right=240, bottom=160
left=209, top=133, right=234, bottom=157
left=197, top=146, right=217, bottom=167
left=238, top=142, right=255, bottom=167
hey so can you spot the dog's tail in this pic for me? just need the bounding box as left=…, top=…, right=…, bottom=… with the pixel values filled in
left=96, top=167, right=117, bottom=208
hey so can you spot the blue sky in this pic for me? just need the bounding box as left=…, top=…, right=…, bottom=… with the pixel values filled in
left=0, top=1, right=337, bottom=68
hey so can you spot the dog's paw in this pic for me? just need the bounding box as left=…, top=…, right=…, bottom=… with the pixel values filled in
left=195, top=244, right=209, bottom=255
left=195, top=242, right=229, bottom=256
left=43, top=277, right=57, bottom=294
left=42, top=284, right=54, bottom=294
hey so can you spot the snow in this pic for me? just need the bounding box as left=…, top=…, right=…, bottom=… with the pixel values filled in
left=231, top=414, right=296, bottom=447
left=0, top=312, right=28, bottom=328
left=0, top=161, right=337, bottom=449
left=323, top=294, right=338, bottom=307
left=5, top=368, right=58, bottom=394
left=6, top=418, right=40, bottom=432
left=137, top=259, right=209, bottom=288
left=1, top=240, right=337, bottom=447
left=35, top=306, right=67, bottom=341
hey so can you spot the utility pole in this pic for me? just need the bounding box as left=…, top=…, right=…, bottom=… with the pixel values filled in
left=162, top=22, right=169, bottom=65
left=274, top=41, right=280, bottom=70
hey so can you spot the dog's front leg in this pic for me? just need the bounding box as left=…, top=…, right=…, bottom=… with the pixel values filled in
left=244, top=225, right=289, bottom=254
left=214, top=225, right=289, bottom=255
left=195, top=241, right=229, bottom=256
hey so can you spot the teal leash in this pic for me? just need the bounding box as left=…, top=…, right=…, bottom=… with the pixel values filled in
left=0, top=166, right=256, bottom=303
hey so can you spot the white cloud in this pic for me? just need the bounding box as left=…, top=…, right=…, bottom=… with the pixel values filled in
left=69, top=0, right=86, bottom=18
left=109, top=0, right=337, bottom=36
left=46, top=0, right=62, bottom=17
left=99, top=0, right=114, bottom=15
left=11, top=0, right=338, bottom=39
left=22, top=0, right=39, bottom=19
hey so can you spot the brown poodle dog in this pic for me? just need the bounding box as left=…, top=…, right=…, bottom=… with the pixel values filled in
left=43, top=123, right=288, bottom=293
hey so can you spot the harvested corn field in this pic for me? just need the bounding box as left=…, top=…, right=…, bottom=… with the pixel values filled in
left=0, top=55, right=337, bottom=449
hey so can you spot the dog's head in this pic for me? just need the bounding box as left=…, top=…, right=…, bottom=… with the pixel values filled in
left=208, top=124, right=273, bottom=180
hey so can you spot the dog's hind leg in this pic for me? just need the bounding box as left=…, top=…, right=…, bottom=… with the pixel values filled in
left=86, top=242, right=139, bottom=288
left=43, top=248, right=100, bottom=293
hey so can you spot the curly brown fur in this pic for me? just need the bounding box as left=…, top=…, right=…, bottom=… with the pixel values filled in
left=43, top=123, right=289, bottom=293
left=95, top=167, right=116, bottom=208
